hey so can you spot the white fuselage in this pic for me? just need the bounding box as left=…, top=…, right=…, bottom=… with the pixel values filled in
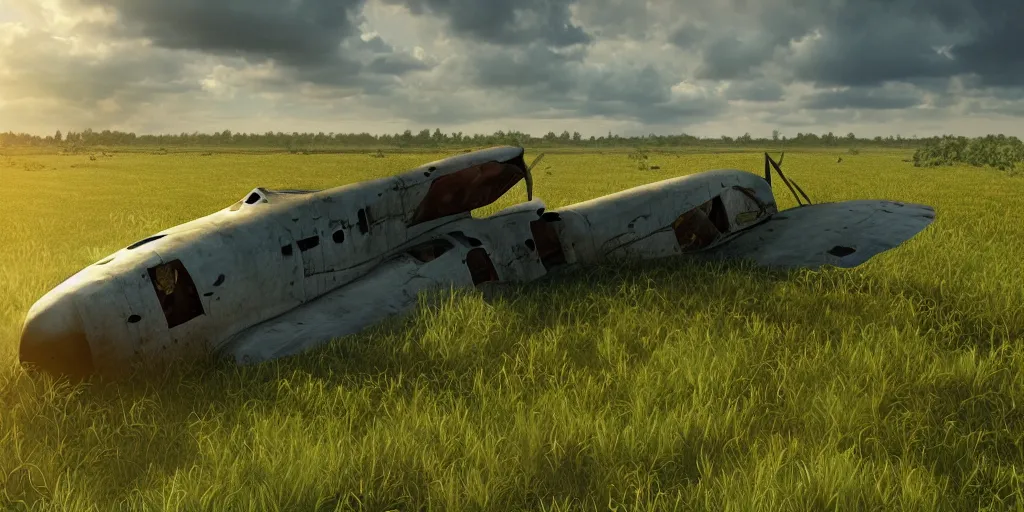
left=20, top=147, right=780, bottom=377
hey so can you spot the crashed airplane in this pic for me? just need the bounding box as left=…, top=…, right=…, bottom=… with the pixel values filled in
left=19, top=146, right=936, bottom=378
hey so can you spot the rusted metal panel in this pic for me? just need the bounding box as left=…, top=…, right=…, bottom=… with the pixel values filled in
left=409, top=161, right=528, bottom=226
left=530, top=219, right=567, bottom=271
left=465, top=248, right=500, bottom=285
left=672, top=198, right=726, bottom=252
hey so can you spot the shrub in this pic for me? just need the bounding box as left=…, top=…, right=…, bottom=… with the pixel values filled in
left=913, top=135, right=1024, bottom=172
left=628, top=147, right=650, bottom=170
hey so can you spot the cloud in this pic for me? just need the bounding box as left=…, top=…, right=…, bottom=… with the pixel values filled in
left=0, top=23, right=205, bottom=131
left=465, top=43, right=581, bottom=94
left=572, top=0, right=650, bottom=40
left=723, top=81, right=785, bottom=102
left=382, top=0, right=590, bottom=47
left=72, top=0, right=365, bottom=64
left=1, top=0, right=1023, bottom=137
left=694, top=33, right=785, bottom=81
left=800, top=85, right=927, bottom=110
left=52, top=0, right=435, bottom=90
left=0, top=28, right=194, bottom=104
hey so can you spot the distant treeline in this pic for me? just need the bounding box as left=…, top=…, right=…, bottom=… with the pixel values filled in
left=0, top=128, right=947, bottom=150
left=913, top=135, right=1024, bottom=172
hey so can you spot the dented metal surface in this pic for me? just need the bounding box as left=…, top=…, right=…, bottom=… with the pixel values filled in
left=19, top=147, right=936, bottom=378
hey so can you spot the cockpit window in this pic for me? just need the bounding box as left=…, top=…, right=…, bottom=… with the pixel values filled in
left=237, top=188, right=316, bottom=208
left=243, top=188, right=267, bottom=205
left=147, top=259, right=205, bottom=328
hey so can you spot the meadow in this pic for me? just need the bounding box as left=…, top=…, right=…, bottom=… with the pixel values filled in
left=1, top=147, right=1023, bottom=511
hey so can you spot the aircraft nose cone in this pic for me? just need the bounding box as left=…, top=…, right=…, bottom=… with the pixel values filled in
left=19, top=294, right=94, bottom=378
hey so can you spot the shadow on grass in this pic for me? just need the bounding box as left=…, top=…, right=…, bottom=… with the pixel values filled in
left=7, top=257, right=1024, bottom=510
left=5, top=258, right=795, bottom=509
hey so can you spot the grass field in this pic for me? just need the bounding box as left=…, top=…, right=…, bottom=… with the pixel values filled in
left=2, top=148, right=1023, bottom=511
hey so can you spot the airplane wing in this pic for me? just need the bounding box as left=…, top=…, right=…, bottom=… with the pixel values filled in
left=216, top=237, right=483, bottom=364
left=700, top=200, right=935, bottom=269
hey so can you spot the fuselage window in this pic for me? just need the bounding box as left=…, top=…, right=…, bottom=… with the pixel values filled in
left=147, top=259, right=205, bottom=328
left=297, top=236, right=320, bottom=252
left=127, top=234, right=166, bottom=250
left=357, top=209, right=369, bottom=234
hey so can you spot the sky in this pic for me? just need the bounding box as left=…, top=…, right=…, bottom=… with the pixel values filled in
left=1, top=0, right=1022, bottom=138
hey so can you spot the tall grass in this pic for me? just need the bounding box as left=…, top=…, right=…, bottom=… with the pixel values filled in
left=2, top=149, right=1023, bottom=510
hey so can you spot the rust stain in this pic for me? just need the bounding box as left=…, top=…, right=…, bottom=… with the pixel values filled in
left=409, top=161, right=526, bottom=226
left=672, top=197, right=728, bottom=252
left=465, top=248, right=499, bottom=285
left=529, top=220, right=567, bottom=270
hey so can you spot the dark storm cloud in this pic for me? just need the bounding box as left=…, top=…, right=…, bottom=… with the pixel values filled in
left=65, top=0, right=433, bottom=87
left=580, top=98, right=724, bottom=124
left=665, top=1, right=821, bottom=80
left=578, top=65, right=726, bottom=123
left=787, top=7, right=960, bottom=87
left=668, top=22, right=706, bottom=49
left=944, top=1, right=1024, bottom=86
left=403, top=49, right=724, bottom=126
left=366, top=54, right=432, bottom=75
left=74, top=0, right=364, bottom=65
left=571, top=0, right=649, bottom=39
left=383, top=0, right=590, bottom=47
left=286, top=34, right=432, bottom=87
left=695, top=35, right=780, bottom=80
left=584, top=65, right=670, bottom=105
left=800, top=87, right=926, bottom=110
left=653, top=0, right=1024, bottom=90
left=468, top=44, right=581, bottom=94
left=723, top=81, right=785, bottom=102
left=793, top=0, right=1024, bottom=87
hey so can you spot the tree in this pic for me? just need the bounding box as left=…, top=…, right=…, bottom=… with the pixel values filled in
left=772, top=129, right=780, bottom=141
left=415, top=129, right=431, bottom=144
left=572, top=131, right=582, bottom=142
left=54, top=130, right=62, bottom=143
